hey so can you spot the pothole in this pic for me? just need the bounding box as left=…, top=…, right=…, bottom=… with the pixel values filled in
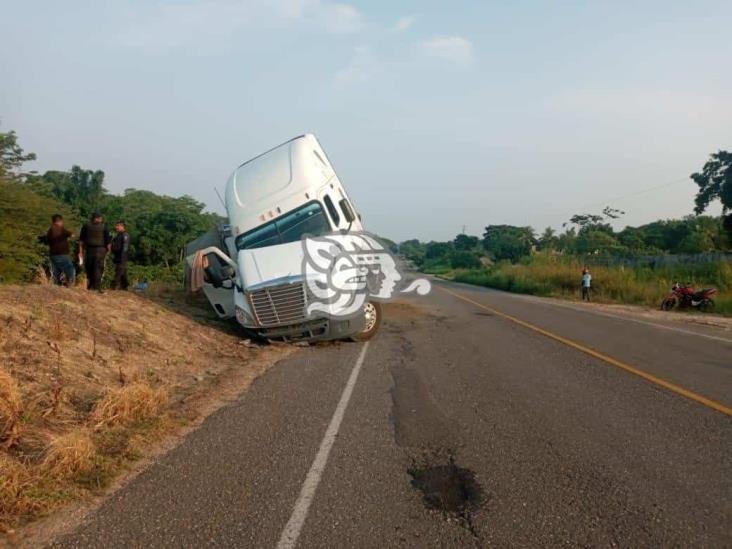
left=408, top=458, right=484, bottom=515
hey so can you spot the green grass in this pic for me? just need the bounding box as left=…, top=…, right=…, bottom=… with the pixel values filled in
left=0, top=179, right=81, bottom=283
left=100, top=262, right=184, bottom=288
left=451, top=254, right=732, bottom=315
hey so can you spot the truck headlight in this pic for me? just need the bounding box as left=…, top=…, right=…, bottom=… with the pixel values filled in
left=235, top=305, right=254, bottom=325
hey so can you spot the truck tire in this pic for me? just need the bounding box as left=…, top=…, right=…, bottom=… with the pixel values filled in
left=351, top=301, right=382, bottom=341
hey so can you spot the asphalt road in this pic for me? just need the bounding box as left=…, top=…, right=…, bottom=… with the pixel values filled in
left=51, top=280, right=732, bottom=547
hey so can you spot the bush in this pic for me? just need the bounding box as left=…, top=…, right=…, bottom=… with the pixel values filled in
left=450, top=250, right=481, bottom=269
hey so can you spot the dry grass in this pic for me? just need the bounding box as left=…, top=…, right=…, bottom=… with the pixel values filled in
left=0, top=284, right=290, bottom=534
left=0, top=369, right=22, bottom=448
left=41, top=431, right=96, bottom=479
left=92, top=383, right=167, bottom=429
left=0, top=455, right=39, bottom=525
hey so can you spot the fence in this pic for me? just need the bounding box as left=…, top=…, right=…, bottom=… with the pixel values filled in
left=587, top=252, right=732, bottom=268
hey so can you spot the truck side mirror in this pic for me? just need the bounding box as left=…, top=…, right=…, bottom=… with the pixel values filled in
left=339, top=198, right=356, bottom=223
left=204, top=252, right=235, bottom=288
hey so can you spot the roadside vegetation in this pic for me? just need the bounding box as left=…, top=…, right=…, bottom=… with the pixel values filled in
left=0, top=284, right=288, bottom=533
left=448, top=254, right=732, bottom=315
left=396, top=150, right=732, bottom=315
left=0, top=125, right=220, bottom=285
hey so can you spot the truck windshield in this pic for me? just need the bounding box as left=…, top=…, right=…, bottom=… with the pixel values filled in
left=235, top=201, right=332, bottom=250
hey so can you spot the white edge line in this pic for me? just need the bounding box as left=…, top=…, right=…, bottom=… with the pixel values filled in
left=276, top=341, right=370, bottom=549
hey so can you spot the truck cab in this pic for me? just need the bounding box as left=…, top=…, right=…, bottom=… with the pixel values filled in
left=187, top=134, right=380, bottom=342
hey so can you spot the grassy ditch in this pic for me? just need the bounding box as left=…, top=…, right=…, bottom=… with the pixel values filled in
left=0, top=284, right=287, bottom=533
left=449, top=255, right=732, bottom=315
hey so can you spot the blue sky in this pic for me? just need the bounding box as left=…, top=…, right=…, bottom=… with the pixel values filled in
left=1, top=0, right=730, bottom=241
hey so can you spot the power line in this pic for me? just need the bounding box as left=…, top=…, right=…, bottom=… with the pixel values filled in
left=544, top=176, right=690, bottom=221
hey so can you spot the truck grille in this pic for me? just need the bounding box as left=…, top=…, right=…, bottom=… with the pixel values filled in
left=249, top=282, right=308, bottom=327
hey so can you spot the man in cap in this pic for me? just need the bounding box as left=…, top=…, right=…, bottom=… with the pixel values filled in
left=78, top=211, right=111, bottom=292
left=111, top=221, right=131, bottom=290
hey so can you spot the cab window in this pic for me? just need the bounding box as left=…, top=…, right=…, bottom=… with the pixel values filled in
left=236, top=201, right=331, bottom=250
left=323, top=194, right=340, bottom=226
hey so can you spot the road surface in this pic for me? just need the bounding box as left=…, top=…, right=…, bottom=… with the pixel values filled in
left=51, top=279, right=731, bottom=547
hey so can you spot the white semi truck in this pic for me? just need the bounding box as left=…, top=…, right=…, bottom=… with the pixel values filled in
left=186, top=134, right=381, bottom=342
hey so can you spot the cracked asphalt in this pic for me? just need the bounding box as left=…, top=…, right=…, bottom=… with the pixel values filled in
left=50, top=280, right=732, bottom=548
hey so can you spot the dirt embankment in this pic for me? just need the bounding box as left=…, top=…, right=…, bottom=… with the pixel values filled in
left=0, top=285, right=291, bottom=539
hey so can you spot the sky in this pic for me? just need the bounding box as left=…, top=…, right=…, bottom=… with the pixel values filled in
left=1, top=0, right=730, bottom=242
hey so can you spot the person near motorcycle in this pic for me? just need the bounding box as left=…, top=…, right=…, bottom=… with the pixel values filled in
left=581, top=267, right=592, bottom=301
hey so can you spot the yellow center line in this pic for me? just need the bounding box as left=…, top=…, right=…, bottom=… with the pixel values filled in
left=438, top=286, right=732, bottom=417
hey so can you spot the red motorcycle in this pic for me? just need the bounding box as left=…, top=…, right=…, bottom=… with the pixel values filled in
left=660, top=282, right=717, bottom=312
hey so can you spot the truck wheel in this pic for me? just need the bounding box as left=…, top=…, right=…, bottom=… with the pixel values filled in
left=351, top=301, right=382, bottom=341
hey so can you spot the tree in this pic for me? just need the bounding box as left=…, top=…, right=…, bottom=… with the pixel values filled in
left=573, top=230, right=625, bottom=256
left=453, top=233, right=480, bottom=251
left=556, top=226, right=576, bottom=253
left=538, top=227, right=558, bottom=250
left=0, top=127, right=36, bottom=180
left=564, top=206, right=624, bottom=236
left=692, top=150, right=732, bottom=236
left=677, top=232, right=715, bottom=254
left=103, top=189, right=221, bottom=266
left=425, top=241, right=452, bottom=261
left=450, top=250, right=481, bottom=269
left=26, top=165, right=108, bottom=220
left=398, top=239, right=425, bottom=264
left=483, top=225, right=536, bottom=262
left=617, top=227, right=651, bottom=253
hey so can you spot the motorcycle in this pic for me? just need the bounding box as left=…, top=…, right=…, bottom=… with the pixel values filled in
left=660, top=282, right=717, bottom=312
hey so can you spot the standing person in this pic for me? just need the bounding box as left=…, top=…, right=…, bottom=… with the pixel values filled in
left=78, top=212, right=111, bottom=292
left=42, top=214, right=75, bottom=286
left=111, top=221, right=130, bottom=290
left=581, top=268, right=592, bottom=301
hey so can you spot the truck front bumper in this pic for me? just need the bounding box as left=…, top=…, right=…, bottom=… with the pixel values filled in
left=254, top=315, right=366, bottom=342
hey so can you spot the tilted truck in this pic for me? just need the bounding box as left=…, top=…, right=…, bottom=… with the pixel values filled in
left=185, top=134, right=381, bottom=342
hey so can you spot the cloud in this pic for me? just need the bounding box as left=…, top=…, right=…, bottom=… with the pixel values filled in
left=334, top=46, right=379, bottom=86
left=393, top=15, right=415, bottom=32
left=114, top=0, right=363, bottom=51
left=318, top=3, right=363, bottom=34
left=419, top=36, right=475, bottom=67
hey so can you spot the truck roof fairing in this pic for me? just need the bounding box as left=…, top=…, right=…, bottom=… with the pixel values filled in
left=224, top=134, right=338, bottom=236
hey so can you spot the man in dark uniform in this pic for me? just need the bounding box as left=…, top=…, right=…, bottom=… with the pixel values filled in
left=78, top=212, right=111, bottom=292
left=111, top=221, right=131, bottom=290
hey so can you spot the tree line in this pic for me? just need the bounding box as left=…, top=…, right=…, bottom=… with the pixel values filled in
left=0, top=125, right=221, bottom=282
left=398, top=151, right=732, bottom=271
